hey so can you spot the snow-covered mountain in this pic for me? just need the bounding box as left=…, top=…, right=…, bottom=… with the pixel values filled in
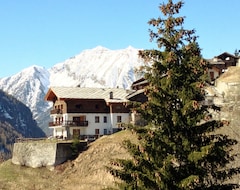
left=0, top=65, right=50, bottom=117
left=0, top=46, right=144, bottom=135
left=49, top=46, right=143, bottom=88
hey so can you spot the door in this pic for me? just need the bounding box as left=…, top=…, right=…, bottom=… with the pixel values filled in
left=210, top=71, right=214, bottom=81
left=95, top=129, right=100, bottom=135
left=73, top=129, right=80, bottom=139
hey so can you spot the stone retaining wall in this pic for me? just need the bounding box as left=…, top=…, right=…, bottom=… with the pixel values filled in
left=11, top=141, right=86, bottom=168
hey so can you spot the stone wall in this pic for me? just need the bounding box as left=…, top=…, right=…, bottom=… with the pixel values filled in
left=11, top=142, right=78, bottom=168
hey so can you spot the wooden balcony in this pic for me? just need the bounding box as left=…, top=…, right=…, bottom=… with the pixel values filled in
left=49, top=120, right=88, bottom=127
left=50, top=109, right=62, bottom=114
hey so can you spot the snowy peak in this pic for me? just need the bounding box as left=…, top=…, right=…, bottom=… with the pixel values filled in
left=0, top=65, right=50, bottom=115
left=1, top=65, right=49, bottom=90
left=91, top=45, right=109, bottom=52
left=49, top=46, right=144, bottom=88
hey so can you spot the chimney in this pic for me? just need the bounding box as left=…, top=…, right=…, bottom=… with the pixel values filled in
left=109, top=91, right=113, bottom=99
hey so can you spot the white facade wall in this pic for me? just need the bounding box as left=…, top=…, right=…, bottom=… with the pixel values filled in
left=111, top=113, right=130, bottom=128
left=51, top=112, right=130, bottom=138
left=54, top=127, right=67, bottom=138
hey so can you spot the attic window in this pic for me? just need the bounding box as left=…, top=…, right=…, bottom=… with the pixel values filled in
left=225, top=57, right=230, bottom=61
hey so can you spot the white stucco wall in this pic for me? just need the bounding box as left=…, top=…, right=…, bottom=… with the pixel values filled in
left=51, top=112, right=130, bottom=137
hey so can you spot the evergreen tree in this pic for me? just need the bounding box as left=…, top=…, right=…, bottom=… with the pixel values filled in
left=71, top=136, right=80, bottom=159
left=108, top=0, right=240, bottom=189
left=234, top=49, right=239, bottom=57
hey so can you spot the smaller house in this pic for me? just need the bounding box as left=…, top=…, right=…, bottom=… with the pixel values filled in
left=126, top=78, right=149, bottom=126
left=127, top=78, right=148, bottom=103
left=45, top=87, right=132, bottom=140
left=208, top=52, right=239, bottom=82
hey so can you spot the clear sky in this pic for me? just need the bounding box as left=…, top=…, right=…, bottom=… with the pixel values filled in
left=0, top=0, right=239, bottom=78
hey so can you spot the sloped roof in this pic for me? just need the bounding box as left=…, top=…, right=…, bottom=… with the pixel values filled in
left=126, top=89, right=145, bottom=99
left=207, top=58, right=225, bottom=65
left=45, top=86, right=131, bottom=103
left=216, top=52, right=238, bottom=59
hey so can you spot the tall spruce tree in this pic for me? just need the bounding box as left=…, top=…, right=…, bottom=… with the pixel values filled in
left=108, top=0, right=240, bottom=189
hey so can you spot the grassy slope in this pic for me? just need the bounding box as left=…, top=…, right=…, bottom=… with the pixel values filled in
left=0, top=130, right=137, bottom=190
left=0, top=160, right=61, bottom=190
left=1, top=109, right=239, bottom=190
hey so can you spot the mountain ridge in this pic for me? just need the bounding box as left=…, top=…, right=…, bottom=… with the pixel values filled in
left=0, top=46, right=144, bottom=135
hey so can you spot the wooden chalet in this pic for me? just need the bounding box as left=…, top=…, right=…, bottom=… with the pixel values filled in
left=45, top=87, right=131, bottom=140
left=126, top=78, right=148, bottom=126
left=127, top=78, right=148, bottom=103
left=208, top=52, right=239, bottom=82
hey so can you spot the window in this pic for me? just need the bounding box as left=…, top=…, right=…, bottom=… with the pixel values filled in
left=95, top=116, right=100, bottom=123
left=210, top=71, right=214, bottom=80
left=103, top=116, right=107, bottom=123
left=95, top=104, right=99, bottom=109
left=95, top=129, right=100, bottom=135
left=117, top=116, right=122, bottom=123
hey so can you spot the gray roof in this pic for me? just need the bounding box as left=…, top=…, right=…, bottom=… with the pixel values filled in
left=126, top=89, right=145, bottom=99
left=207, top=58, right=225, bottom=65
left=47, top=86, right=131, bottom=102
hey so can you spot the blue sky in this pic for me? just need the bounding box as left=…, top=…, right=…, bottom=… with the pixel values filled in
left=0, top=0, right=239, bottom=78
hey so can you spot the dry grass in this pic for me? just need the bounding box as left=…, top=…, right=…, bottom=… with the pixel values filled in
left=0, top=160, right=61, bottom=190
left=0, top=130, right=137, bottom=190
left=60, top=130, right=138, bottom=190
left=218, top=66, right=240, bottom=82
left=1, top=113, right=240, bottom=189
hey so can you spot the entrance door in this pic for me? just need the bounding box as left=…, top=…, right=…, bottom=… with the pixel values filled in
left=73, top=129, right=80, bottom=139
left=210, top=71, right=214, bottom=81
left=95, top=129, right=99, bottom=135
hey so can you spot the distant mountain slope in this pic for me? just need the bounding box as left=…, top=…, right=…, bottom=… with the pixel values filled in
left=0, top=90, right=45, bottom=159
left=0, top=122, right=22, bottom=160
left=0, top=46, right=144, bottom=135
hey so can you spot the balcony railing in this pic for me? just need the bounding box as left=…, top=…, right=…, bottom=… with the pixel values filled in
left=50, top=109, right=62, bottom=114
left=49, top=120, right=88, bottom=127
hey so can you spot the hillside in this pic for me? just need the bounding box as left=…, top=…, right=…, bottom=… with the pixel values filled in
left=1, top=115, right=240, bottom=189
left=0, top=89, right=45, bottom=160
left=0, top=122, right=22, bottom=160
left=0, top=130, right=137, bottom=190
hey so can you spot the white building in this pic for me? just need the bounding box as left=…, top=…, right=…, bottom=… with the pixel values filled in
left=45, top=87, right=132, bottom=140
